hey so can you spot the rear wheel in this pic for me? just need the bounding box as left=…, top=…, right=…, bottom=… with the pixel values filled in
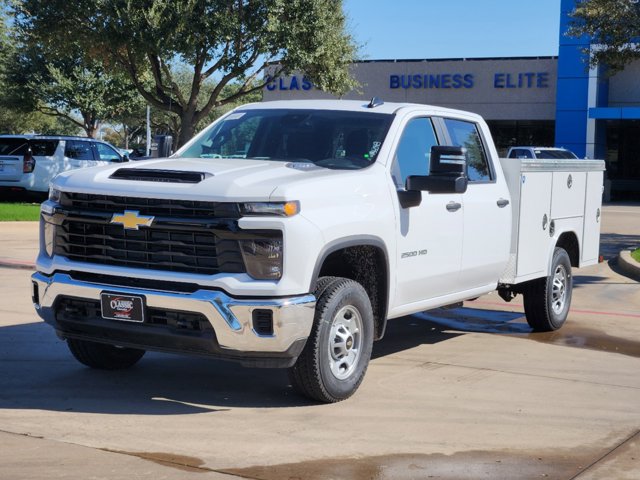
left=289, top=277, right=374, bottom=403
left=67, top=338, right=145, bottom=370
left=523, top=247, right=573, bottom=332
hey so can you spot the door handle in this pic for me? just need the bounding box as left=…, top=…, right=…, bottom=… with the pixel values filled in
left=446, top=201, right=462, bottom=212
left=496, top=198, right=510, bottom=208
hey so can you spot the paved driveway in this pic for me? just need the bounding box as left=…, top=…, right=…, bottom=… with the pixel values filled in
left=0, top=205, right=638, bottom=479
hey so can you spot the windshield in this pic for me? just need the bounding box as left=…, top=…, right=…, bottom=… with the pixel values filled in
left=177, top=109, right=393, bottom=170
left=534, top=149, right=578, bottom=159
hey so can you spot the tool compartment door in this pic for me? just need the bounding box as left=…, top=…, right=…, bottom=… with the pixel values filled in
left=517, top=171, right=552, bottom=279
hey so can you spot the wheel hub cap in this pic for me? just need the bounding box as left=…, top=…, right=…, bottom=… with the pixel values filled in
left=328, top=305, right=363, bottom=380
left=551, top=264, right=568, bottom=315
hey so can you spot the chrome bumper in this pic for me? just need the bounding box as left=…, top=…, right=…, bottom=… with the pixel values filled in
left=31, top=272, right=316, bottom=354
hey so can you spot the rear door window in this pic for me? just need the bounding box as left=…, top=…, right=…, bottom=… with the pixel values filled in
left=29, top=140, right=58, bottom=156
left=444, top=119, right=492, bottom=182
left=0, top=139, right=29, bottom=156
left=65, top=141, right=95, bottom=160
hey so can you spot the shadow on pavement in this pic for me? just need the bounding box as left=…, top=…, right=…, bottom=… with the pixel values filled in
left=599, top=232, right=640, bottom=260
left=0, top=314, right=468, bottom=414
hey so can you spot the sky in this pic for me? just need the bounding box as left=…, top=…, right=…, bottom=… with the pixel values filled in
left=343, top=0, right=562, bottom=60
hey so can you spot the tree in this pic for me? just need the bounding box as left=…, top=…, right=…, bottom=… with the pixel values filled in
left=569, top=0, right=640, bottom=73
left=13, top=0, right=358, bottom=147
left=0, top=4, right=80, bottom=135
left=4, top=30, right=146, bottom=138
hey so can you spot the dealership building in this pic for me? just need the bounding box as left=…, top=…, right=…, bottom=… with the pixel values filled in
left=263, top=0, right=639, bottom=200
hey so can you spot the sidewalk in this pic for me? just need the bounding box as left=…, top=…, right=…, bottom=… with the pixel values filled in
left=0, top=221, right=38, bottom=269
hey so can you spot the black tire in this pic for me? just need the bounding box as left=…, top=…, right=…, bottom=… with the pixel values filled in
left=67, top=338, right=145, bottom=370
left=523, top=247, right=573, bottom=332
left=289, top=277, right=374, bottom=403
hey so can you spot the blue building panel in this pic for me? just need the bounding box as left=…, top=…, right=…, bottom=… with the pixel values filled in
left=556, top=0, right=591, bottom=153
left=556, top=77, right=589, bottom=110
left=555, top=110, right=588, bottom=146
left=621, top=108, right=640, bottom=119
left=557, top=45, right=590, bottom=78
left=589, top=107, right=621, bottom=119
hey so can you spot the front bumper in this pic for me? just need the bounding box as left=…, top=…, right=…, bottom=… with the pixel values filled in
left=31, top=272, right=316, bottom=368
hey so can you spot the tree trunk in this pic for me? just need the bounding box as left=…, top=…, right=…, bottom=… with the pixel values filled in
left=177, top=112, right=197, bottom=148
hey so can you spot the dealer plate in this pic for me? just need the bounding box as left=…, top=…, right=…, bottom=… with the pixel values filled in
left=100, top=293, right=145, bottom=322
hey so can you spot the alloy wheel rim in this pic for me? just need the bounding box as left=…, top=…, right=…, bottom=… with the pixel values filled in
left=551, top=264, right=568, bottom=314
left=328, top=305, right=363, bottom=380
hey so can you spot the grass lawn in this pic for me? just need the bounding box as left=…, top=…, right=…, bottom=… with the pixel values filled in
left=632, top=248, right=640, bottom=263
left=0, top=202, right=41, bottom=221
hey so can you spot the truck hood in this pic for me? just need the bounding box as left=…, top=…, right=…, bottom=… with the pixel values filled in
left=53, top=157, right=345, bottom=201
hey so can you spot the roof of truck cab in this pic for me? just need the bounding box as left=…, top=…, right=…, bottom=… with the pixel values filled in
left=239, top=99, right=484, bottom=119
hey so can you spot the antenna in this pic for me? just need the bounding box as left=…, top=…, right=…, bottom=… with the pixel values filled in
left=367, top=97, right=384, bottom=108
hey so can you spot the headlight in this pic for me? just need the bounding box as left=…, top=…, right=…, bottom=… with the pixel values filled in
left=241, top=201, right=300, bottom=217
left=240, top=238, right=283, bottom=280
left=48, top=187, right=61, bottom=203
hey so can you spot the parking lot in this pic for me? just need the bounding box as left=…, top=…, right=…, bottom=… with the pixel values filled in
left=0, top=204, right=639, bottom=480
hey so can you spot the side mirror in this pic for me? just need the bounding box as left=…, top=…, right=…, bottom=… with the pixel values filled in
left=406, top=174, right=468, bottom=194
left=122, top=154, right=130, bottom=162
left=404, top=145, right=468, bottom=195
left=429, top=145, right=466, bottom=175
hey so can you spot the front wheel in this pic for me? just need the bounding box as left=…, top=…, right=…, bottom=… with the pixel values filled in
left=288, top=277, right=374, bottom=403
left=523, top=247, right=573, bottom=332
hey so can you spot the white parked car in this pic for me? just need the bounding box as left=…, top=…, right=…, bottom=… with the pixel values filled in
left=0, top=135, right=128, bottom=195
left=32, top=100, right=605, bottom=402
left=507, top=146, right=578, bottom=160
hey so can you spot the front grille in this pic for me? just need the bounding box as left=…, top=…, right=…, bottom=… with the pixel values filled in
left=60, top=192, right=241, bottom=219
left=54, top=220, right=245, bottom=275
left=56, top=297, right=212, bottom=332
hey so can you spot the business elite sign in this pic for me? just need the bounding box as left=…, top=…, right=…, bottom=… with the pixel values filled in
left=389, top=72, right=550, bottom=90
left=265, top=72, right=550, bottom=92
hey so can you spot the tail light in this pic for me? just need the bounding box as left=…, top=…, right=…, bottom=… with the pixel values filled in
left=23, top=151, right=35, bottom=173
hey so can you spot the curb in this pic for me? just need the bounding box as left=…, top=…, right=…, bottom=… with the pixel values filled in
left=617, top=250, right=640, bottom=281
left=0, top=258, right=36, bottom=271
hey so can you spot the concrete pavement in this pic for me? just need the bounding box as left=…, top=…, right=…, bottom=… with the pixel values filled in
left=0, top=205, right=639, bottom=479
left=0, top=221, right=38, bottom=268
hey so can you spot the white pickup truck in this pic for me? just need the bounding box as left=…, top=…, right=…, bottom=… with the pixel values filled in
left=32, top=99, right=605, bottom=403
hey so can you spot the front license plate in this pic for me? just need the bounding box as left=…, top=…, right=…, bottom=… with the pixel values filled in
left=100, top=293, right=145, bottom=322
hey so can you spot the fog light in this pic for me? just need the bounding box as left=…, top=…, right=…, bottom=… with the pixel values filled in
left=240, top=238, right=283, bottom=280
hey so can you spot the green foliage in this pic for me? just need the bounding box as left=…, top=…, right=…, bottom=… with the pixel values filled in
left=632, top=248, right=640, bottom=263
left=0, top=6, right=81, bottom=135
left=4, top=10, right=145, bottom=138
left=569, top=0, right=640, bottom=73
left=13, top=0, right=357, bottom=146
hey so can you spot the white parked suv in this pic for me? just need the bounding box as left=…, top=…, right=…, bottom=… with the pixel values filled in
left=0, top=135, right=128, bottom=195
left=32, top=100, right=605, bottom=402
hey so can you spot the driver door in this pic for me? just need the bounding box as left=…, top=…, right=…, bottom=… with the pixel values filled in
left=391, top=116, right=464, bottom=308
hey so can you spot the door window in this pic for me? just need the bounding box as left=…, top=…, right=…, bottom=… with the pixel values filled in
left=65, top=141, right=94, bottom=160
left=94, top=142, right=122, bottom=162
left=392, top=117, right=439, bottom=188
left=444, top=119, right=492, bottom=182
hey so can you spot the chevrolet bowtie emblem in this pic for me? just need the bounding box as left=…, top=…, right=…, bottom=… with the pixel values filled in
left=110, top=210, right=155, bottom=230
